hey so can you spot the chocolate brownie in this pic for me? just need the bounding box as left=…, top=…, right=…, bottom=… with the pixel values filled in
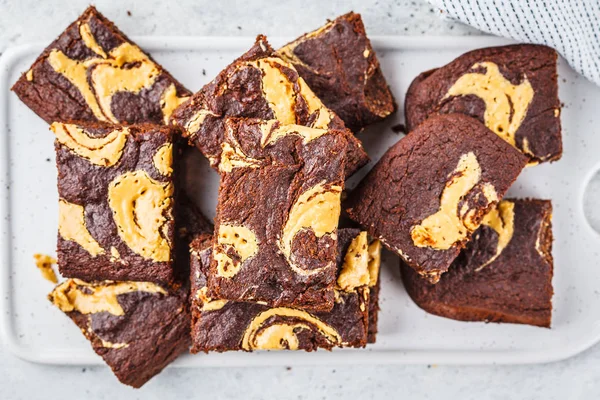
left=208, top=118, right=347, bottom=311
left=12, top=6, right=191, bottom=125
left=53, top=121, right=176, bottom=283
left=278, top=12, right=396, bottom=132
left=401, top=199, right=553, bottom=327
left=170, top=35, right=368, bottom=177
left=48, top=279, right=190, bottom=388
left=405, top=45, right=562, bottom=163
left=366, top=240, right=382, bottom=343
left=189, top=228, right=381, bottom=352
left=346, top=113, right=528, bottom=283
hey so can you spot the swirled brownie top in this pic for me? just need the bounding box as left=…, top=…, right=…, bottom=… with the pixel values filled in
left=48, top=279, right=190, bottom=388
left=189, top=228, right=381, bottom=352
left=53, top=121, right=176, bottom=284
left=346, top=113, right=528, bottom=283
left=170, top=35, right=368, bottom=177
left=405, top=44, right=561, bottom=164
left=207, top=118, right=348, bottom=311
left=401, top=199, right=553, bottom=328
left=278, top=12, right=396, bottom=132
left=12, top=6, right=191, bottom=125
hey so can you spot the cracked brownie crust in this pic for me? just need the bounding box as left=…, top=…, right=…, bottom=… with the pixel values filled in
left=170, top=35, right=368, bottom=177
left=405, top=44, right=562, bottom=163
left=54, top=121, right=176, bottom=283
left=346, top=113, right=528, bottom=283
left=189, top=228, right=380, bottom=352
left=278, top=12, right=396, bottom=132
left=48, top=279, right=190, bottom=388
left=12, top=6, right=191, bottom=125
left=401, top=199, right=554, bottom=327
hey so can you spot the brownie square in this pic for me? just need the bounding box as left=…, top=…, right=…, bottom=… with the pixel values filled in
left=405, top=44, right=562, bottom=163
left=278, top=12, right=396, bottom=132
left=346, top=113, right=529, bottom=283
left=53, top=121, right=176, bottom=283
left=401, top=199, right=554, bottom=327
left=366, top=240, right=382, bottom=343
left=208, top=118, right=347, bottom=311
left=189, top=228, right=381, bottom=352
left=170, top=35, right=368, bottom=177
left=12, top=6, right=191, bottom=125
left=48, top=279, right=190, bottom=388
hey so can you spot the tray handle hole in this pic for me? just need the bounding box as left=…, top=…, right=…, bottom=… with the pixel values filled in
left=583, top=168, right=600, bottom=235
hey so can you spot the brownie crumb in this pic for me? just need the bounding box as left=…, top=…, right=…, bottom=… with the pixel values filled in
left=391, top=123, right=405, bottom=134
left=127, top=10, right=131, bottom=16
left=202, top=69, right=206, bottom=76
left=45, top=158, right=50, bottom=162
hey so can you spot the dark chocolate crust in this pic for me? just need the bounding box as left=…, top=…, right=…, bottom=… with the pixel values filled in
left=11, top=6, right=191, bottom=125
left=208, top=119, right=347, bottom=311
left=401, top=199, right=554, bottom=328
left=346, top=113, right=528, bottom=282
left=278, top=12, right=396, bottom=132
left=56, top=122, right=176, bottom=283
left=49, top=281, right=190, bottom=388
left=405, top=44, right=561, bottom=163
left=169, top=35, right=368, bottom=177
left=190, top=228, right=370, bottom=353
left=367, top=274, right=381, bottom=343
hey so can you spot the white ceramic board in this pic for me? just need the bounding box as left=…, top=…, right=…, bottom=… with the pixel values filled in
left=1, top=36, right=599, bottom=367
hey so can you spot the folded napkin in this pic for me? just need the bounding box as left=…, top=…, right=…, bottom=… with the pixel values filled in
left=428, top=0, right=600, bottom=86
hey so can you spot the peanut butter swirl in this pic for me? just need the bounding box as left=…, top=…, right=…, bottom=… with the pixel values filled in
left=241, top=307, right=341, bottom=351
left=411, top=152, right=498, bottom=250
left=49, top=279, right=166, bottom=316
left=444, top=62, right=534, bottom=148
left=107, top=171, right=173, bottom=262
left=47, top=22, right=187, bottom=123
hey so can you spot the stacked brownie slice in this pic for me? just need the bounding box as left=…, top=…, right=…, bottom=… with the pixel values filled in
left=171, top=15, right=394, bottom=351
left=13, top=7, right=394, bottom=387
left=12, top=6, right=209, bottom=388
left=346, top=44, right=560, bottom=327
left=189, top=228, right=381, bottom=352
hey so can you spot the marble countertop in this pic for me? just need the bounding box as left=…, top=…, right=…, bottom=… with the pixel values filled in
left=1, top=0, right=598, bottom=398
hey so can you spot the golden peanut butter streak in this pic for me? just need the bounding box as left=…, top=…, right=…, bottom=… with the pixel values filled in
left=51, top=122, right=129, bottom=167
left=152, top=143, right=173, bottom=176
left=108, top=170, right=173, bottom=262
left=443, top=62, right=534, bottom=148
left=58, top=199, right=105, bottom=257
left=410, top=152, right=498, bottom=250
left=214, top=224, right=259, bottom=278
left=475, top=200, right=515, bottom=271
left=195, top=286, right=229, bottom=311
left=33, top=253, right=58, bottom=283
left=49, top=279, right=166, bottom=316
left=241, top=307, right=341, bottom=351
left=367, top=240, right=382, bottom=287
left=47, top=23, right=187, bottom=123
left=258, top=121, right=328, bottom=147
left=183, top=56, right=335, bottom=139
left=337, top=231, right=370, bottom=291
left=280, top=182, right=342, bottom=276
left=219, top=121, right=330, bottom=173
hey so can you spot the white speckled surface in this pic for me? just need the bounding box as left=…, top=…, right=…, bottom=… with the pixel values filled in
left=1, top=0, right=600, bottom=398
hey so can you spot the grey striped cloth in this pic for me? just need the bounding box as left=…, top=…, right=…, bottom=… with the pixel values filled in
left=428, top=0, right=600, bottom=86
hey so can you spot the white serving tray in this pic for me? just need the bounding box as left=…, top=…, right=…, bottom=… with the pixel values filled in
left=1, top=36, right=599, bottom=367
